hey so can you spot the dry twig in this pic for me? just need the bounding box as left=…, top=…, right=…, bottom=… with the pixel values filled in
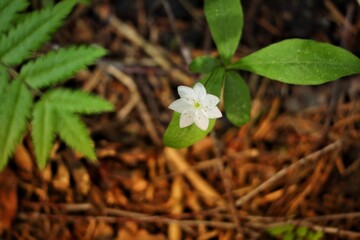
left=235, top=140, right=343, bottom=207
left=107, top=65, right=161, bottom=145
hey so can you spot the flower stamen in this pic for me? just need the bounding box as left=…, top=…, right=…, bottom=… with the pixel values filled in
left=194, top=102, right=201, bottom=109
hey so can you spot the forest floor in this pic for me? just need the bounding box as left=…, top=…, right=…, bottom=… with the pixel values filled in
left=0, top=0, right=360, bottom=239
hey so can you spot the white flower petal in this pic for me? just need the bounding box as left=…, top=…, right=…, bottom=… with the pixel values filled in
left=178, top=86, right=196, bottom=102
left=170, top=83, right=222, bottom=130
left=203, top=94, right=220, bottom=107
left=194, top=110, right=209, bottom=130
left=193, top=83, right=206, bottom=100
left=179, top=109, right=195, bottom=128
left=206, top=107, right=222, bottom=119
left=169, top=99, right=192, bottom=113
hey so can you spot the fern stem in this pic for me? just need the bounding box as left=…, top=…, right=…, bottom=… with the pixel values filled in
left=0, top=61, right=45, bottom=96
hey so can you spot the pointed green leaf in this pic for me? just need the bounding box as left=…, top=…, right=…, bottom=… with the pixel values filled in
left=0, top=0, right=77, bottom=66
left=32, top=101, right=56, bottom=169
left=204, top=67, right=225, bottom=97
left=163, top=68, right=225, bottom=148
left=20, top=46, right=107, bottom=88
left=0, top=79, right=33, bottom=170
left=56, top=112, right=96, bottom=160
left=189, top=56, right=222, bottom=73
left=42, top=88, right=113, bottom=114
left=224, top=71, right=250, bottom=126
left=164, top=113, right=216, bottom=148
left=0, top=0, right=29, bottom=34
left=205, top=0, right=243, bottom=63
left=229, top=39, right=360, bottom=85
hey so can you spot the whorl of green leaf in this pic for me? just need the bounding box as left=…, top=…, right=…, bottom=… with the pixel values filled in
left=224, top=71, right=251, bottom=126
left=20, top=46, right=107, bottom=89
left=56, top=112, right=96, bottom=160
left=32, top=101, right=56, bottom=169
left=0, top=0, right=77, bottom=66
left=0, top=0, right=29, bottom=34
left=204, top=0, right=243, bottom=63
left=0, top=79, right=33, bottom=170
left=42, top=88, right=114, bottom=114
left=229, top=39, right=360, bottom=85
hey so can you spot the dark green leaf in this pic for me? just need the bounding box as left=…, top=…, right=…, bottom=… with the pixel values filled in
left=229, top=39, right=360, bottom=85
left=205, top=0, right=243, bottom=63
left=224, top=71, right=250, bottom=126
left=204, top=67, right=225, bottom=97
left=164, top=113, right=216, bottom=148
left=189, top=56, right=221, bottom=73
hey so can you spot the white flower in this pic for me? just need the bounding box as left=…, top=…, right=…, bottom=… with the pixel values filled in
left=169, top=83, right=222, bottom=130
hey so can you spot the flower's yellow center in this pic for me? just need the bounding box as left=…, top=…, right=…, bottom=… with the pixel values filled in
left=194, top=102, right=201, bottom=109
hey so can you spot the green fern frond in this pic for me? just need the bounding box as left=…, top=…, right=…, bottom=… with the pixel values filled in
left=0, top=0, right=77, bottom=66
left=0, top=79, right=33, bottom=170
left=0, top=81, right=9, bottom=96
left=31, top=101, right=56, bottom=169
left=30, top=87, right=112, bottom=167
left=56, top=112, right=96, bottom=160
left=0, top=66, right=10, bottom=103
left=0, top=0, right=29, bottom=34
left=11, top=13, right=32, bottom=25
left=42, top=88, right=114, bottom=114
left=20, top=46, right=107, bottom=88
left=0, top=79, right=10, bottom=104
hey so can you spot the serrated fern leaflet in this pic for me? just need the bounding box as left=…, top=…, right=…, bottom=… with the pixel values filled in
left=0, top=0, right=77, bottom=65
left=42, top=88, right=114, bottom=114
left=32, top=101, right=56, bottom=169
left=20, top=46, right=107, bottom=89
left=0, top=79, right=33, bottom=170
left=57, top=112, right=97, bottom=160
left=0, top=65, right=9, bottom=93
left=31, top=88, right=113, bottom=167
left=0, top=0, right=29, bottom=34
